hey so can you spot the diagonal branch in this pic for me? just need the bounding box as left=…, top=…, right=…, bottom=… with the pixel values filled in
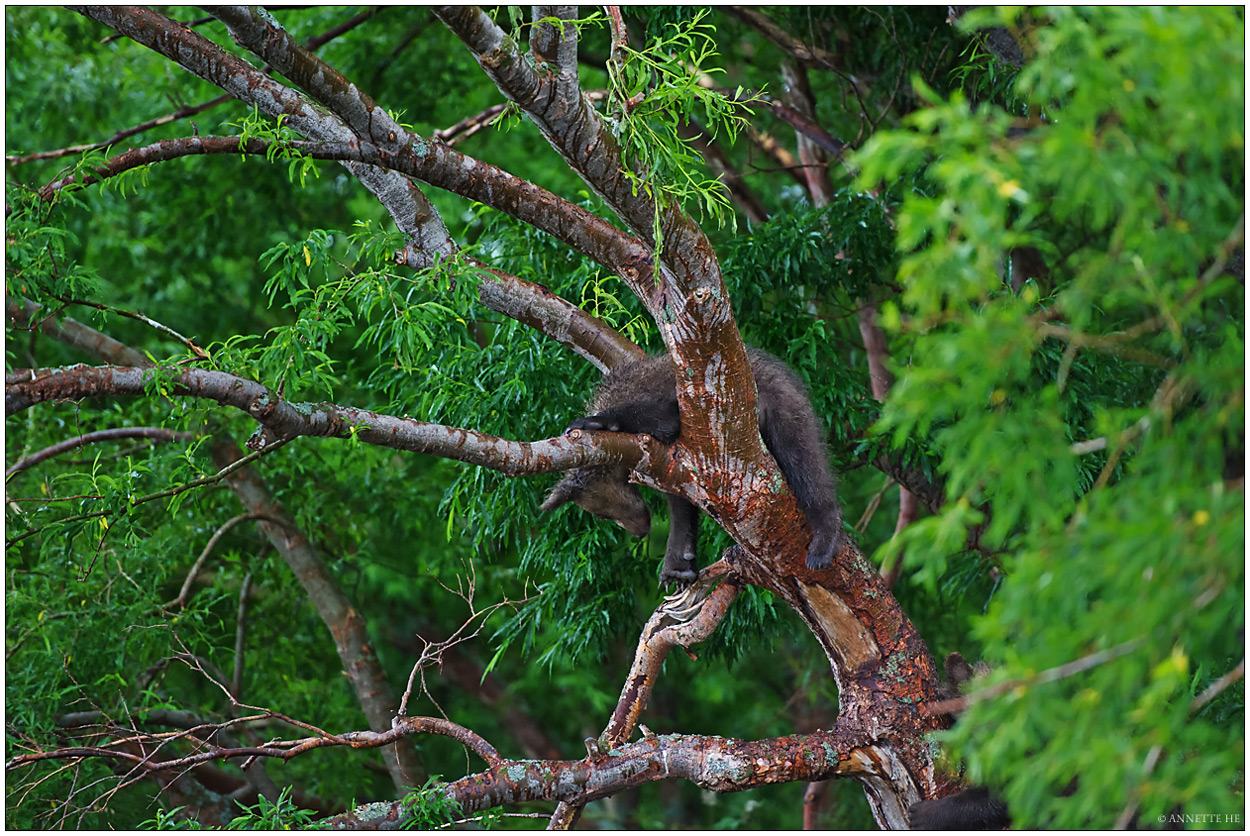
left=69, top=4, right=455, bottom=267
left=726, top=6, right=843, bottom=68
left=549, top=561, right=741, bottom=829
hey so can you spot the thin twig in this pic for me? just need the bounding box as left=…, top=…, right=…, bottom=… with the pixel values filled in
left=52, top=297, right=210, bottom=359
left=1190, top=658, right=1245, bottom=714
left=168, top=513, right=282, bottom=609
left=6, top=438, right=294, bottom=549
left=921, top=637, right=1146, bottom=717
left=6, top=427, right=193, bottom=480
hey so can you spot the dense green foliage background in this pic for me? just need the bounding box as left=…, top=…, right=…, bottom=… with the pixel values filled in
left=5, top=6, right=1244, bottom=830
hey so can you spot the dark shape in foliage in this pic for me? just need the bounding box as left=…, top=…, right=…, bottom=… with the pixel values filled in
left=909, top=786, right=1010, bottom=830
left=910, top=653, right=1010, bottom=830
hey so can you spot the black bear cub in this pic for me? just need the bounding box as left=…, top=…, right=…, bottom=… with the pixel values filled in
left=908, top=652, right=1011, bottom=830
left=541, top=347, right=845, bottom=588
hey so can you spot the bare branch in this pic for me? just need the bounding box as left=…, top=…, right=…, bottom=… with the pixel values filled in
left=5, top=363, right=653, bottom=476
left=397, top=560, right=537, bottom=717
left=304, top=6, right=382, bottom=51
left=727, top=8, right=874, bottom=135
left=550, top=560, right=741, bottom=829
left=43, top=296, right=209, bottom=358
left=8, top=712, right=495, bottom=772
left=168, top=513, right=283, bottom=610
left=724, top=87, right=849, bottom=159
left=390, top=628, right=562, bottom=761
left=5, top=95, right=233, bottom=166
left=36, top=132, right=653, bottom=289
left=6, top=427, right=193, bottom=480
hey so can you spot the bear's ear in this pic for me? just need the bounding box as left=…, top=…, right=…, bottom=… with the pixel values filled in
left=540, top=477, right=579, bottom=512
left=945, top=651, right=976, bottom=688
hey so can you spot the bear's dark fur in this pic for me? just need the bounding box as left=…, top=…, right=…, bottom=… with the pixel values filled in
left=541, top=347, right=845, bottom=587
left=908, top=653, right=1010, bottom=830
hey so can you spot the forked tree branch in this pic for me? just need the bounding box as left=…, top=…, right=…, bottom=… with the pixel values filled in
left=550, top=560, right=742, bottom=829
left=7, top=7, right=382, bottom=167
left=69, top=4, right=455, bottom=266
left=325, top=726, right=875, bottom=828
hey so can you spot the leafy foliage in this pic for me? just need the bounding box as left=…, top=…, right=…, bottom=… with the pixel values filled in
left=4, top=6, right=1243, bottom=831
left=605, top=9, right=765, bottom=233
left=858, top=6, right=1244, bottom=827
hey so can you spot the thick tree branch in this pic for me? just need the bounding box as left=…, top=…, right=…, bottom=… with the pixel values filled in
left=467, top=265, right=645, bottom=372
left=5, top=364, right=653, bottom=476
left=69, top=5, right=456, bottom=266
left=327, top=726, right=880, bottom=828
left=433, top=6, right=724, bottom=303
left=16, top=713, right=884, bottom=830
left=531, top=6, right=581, bottom=99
